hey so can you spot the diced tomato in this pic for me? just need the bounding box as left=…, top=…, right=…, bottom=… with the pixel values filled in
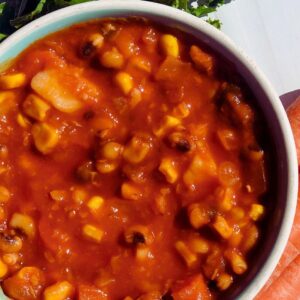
left=172, top=274, right=211, bottom=300
left=78, top=284, right=108, bottom=300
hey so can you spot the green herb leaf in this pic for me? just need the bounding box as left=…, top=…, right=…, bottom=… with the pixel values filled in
left=10, top=0, right=47, bottom=29
left=206, top=18, right=222, bottom=29
left=0, top=33, right=7, bottom=41
left=0, top=2, right=6, bottom=15
left=54, top=0, right=94, bottom=7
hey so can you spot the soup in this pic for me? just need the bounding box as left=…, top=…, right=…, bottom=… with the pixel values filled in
left=0, top=18, right=268, bottom=300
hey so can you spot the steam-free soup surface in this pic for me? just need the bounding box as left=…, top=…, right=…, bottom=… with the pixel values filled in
left=0, top=18, right=268, bottom=300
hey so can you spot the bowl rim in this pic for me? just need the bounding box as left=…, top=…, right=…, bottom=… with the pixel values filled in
left=0, top=1, right=298, bottom=299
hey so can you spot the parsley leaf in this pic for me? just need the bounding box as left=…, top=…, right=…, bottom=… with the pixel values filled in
left=10, top=0, right=47, bottom=29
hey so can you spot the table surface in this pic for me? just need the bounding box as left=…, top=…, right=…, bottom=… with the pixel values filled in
left=211, top=0, right=300, bottom=97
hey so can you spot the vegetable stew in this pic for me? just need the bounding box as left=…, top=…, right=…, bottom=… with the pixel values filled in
left=0, top=18, right=269, bottom=299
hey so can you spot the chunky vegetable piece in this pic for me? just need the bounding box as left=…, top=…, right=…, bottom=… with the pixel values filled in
left=0, top=18, right=270, bottom=300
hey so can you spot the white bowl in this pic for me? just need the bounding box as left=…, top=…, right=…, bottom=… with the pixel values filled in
left=0, top=1, right=298, bottom=299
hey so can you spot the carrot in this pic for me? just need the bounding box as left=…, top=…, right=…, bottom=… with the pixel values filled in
left=172, top=274, right=211, bottom=300
left=257, top=255, right=300, bottom=299
left=287, top=96, right=300, bottom=164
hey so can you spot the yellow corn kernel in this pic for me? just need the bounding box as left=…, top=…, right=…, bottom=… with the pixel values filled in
left=228, top=230, right=243, bottom=248
left=17, top=113, right=30, bottom=128
left=129, top=56, right=151, bottom=73
left=175, top=241, right=197, bottom=267
left=123, top=136, right=151, bottom=164
left=0, top=186, right=10, bottom=203
left=115, top=72, right=133, bottom=95
left=82, top=224, right=104, bottom=243
left=96, top=159, right=119, bottom=173
left=229, top=252, right=247, bottom=275
left=2, top=253, right=19, bottom=266
left=0, top=73, right=26, bottom=89
left=10, top=213, right=36, bottom=239
left=23, top=94, right=50, bottom=121
left=87, top=196, right=104, bottom=212
left=173, top=102, right=190, bottom=118
left=160, top=34, right=179, bottom=57
left=101, top=48, right=124, bottom=69
left=31, top=123, right=59, bottom=154
left=212, top=215, right=232, bottom=239
left=249, top=204, right=264, bottom=221
left=242, top=224, right=259, bottom=252
left=72, top=188, right=87, bottom=205
left=187, top=203, right=210, bottom=229
left=44, top=281, right=74, bottom=300
left=153, top=115, right=181, bottom=137
left=121, top=182, right=142, bottom=201
left=101, top=142, right=123, bottom=160
left=89, top=33, right=104, bottom=48
left=188, top=236, right=209, bottom=254
left=215, top=187, right=234, bottom=212
left=158, top=158, right=178, bottom=184
left=130, top=88, right=142, bottom=108
left=216, top=273, right=233, bottom=291
left=0, top=258, right=8, bottom=278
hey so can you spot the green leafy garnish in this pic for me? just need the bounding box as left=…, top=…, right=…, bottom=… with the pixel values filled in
left=0, top=0, right=227, bottom=42
left=10, top=0, right=47, bottom=29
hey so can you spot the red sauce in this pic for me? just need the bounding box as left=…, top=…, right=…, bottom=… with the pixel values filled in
left=0, top=18, right=268, bottom=300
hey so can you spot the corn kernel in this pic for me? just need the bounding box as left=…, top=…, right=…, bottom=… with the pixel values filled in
left=188, top=236, right=209, bottom=254
left=115, top=72, right=134, bottom=95
left=229, top=252, right=247, bottom=275
left=231, top=207, right=245, bottom=221
left=216, top=273, right=233, bottom=291
left=0, top=186, right=10, bottom=203
left=215, top=187, right=234, bottom=212
left=31, top=123, right=59, bottom=154
left=87, top=196, right=104, bottom=212
left=0, top=73, right=26, bottom=89
left=44, top=281, right=74, bottom=300
left=158, top=158, right=178, bottom=184
left=160, top=34, right=179, bottom=57
left=101, top=48, right=124, bottom=69
left=96, top=159, right=119, bottom=173
left=121, top=182, right=142, bottom=201
left=0, top=258, right=8, bottom=278
left=249, top=204, right=264, bottom=221
left=212, top=215, right=232, bottom=239
left=130, top=88, right=142, bottom=108
left=123, top=136, right=151, bottom=164
left=242, top=224, right=259, bottom=252
left=101, top=142, right=123, bottom=160
left=89, top=33, right=104, bottom=48
left=153, top=115, right=181, bottom=137
left=17, top=113, right=30, bottom=128
left=10, top=213, right=36, bottom=238
left=82, top=224, right=104, bottom=243
left=187, top=203, right=210, bottom=229
left=23, top=94, right=50, bottom=121
left=175, top=241, right=197, bottom=267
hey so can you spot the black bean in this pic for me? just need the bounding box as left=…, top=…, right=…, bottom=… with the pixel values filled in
left=132, top=232, right=146, bottom=244
left=81, top=41, right=95, bottom=57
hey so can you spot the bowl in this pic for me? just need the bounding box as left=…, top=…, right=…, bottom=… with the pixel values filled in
left=0, top=1, right=298, bottom=299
